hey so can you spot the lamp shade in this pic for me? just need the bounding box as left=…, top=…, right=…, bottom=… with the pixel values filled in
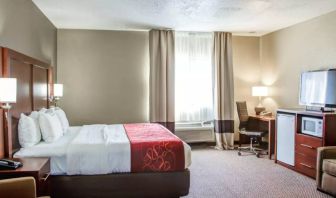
left=0, top=78, right=17, bottom=103
left=54, top=84, right=63, bottom=97
left=252, top=86, right=268, bottom=97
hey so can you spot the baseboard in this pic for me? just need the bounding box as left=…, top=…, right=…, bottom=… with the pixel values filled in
left=316, top=187, right=335, bottom=197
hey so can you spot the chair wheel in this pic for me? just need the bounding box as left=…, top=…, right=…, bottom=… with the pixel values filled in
left=238, top=152, right=241, bottom=156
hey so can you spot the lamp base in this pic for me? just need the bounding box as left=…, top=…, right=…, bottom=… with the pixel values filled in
left=255, top=107, right=266, bottom=115
left=49, top=96, right=60, bottom=107
left=1, top=103, right=11, bottom=110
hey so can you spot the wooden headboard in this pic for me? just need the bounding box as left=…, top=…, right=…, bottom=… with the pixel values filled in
left=1, top=47, right=53, bottom=157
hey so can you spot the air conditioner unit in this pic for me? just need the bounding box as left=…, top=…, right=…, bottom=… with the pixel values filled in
left=175, top=122, right=215, bottom=143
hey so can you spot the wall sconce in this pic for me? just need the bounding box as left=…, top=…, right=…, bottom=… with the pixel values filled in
left=52, top=83, right=63, bottom=106
left=252, top=86, right=268, bottom=115
left=0, top=78, right=17, bottom=110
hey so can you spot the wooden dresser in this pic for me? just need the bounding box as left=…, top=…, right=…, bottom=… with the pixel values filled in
left=276, top=109, right=336, bottom=179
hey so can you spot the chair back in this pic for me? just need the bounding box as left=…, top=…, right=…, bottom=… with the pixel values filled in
left=0, top=177, right=37, bottom=198
left=236, top=101, right=249, bottom=130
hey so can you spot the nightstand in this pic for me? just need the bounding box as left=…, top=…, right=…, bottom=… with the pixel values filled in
left=0, top=157, right=50, bottom=196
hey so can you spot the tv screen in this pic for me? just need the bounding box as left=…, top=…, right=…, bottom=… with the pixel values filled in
left=300, top=70, right=336, bottom=108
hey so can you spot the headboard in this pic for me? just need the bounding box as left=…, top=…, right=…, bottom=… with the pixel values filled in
left=1, top=47, right=53, bottom=157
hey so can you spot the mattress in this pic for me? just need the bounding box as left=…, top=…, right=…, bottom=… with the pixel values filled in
left=14, top=126, right=191, bottom=175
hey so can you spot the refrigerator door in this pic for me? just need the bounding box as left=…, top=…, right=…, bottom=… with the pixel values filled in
left=276, top=113, right=296, bottom=166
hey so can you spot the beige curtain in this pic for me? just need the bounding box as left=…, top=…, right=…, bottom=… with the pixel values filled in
left=213, top=32, right=235, bottom=150
left=149, top=29, right=175, bottom=132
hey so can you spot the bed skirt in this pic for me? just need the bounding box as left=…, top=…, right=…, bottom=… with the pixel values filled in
left=50, top=169, right=190, bottom=198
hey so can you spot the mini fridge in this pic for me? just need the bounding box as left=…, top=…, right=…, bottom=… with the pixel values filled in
left=276, top=113, right=296, bottom=166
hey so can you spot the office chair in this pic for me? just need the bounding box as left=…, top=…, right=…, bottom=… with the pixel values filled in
left=236, top=101, right=268, bottom=157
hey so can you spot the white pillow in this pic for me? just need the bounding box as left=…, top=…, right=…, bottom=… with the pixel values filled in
left=55, top=108, right=69, bottom=133
left=39, top=111, right=63, bottom=143
left=29, top=111, right=42, bottom=134
left=18, top=113, right=41, bottom=148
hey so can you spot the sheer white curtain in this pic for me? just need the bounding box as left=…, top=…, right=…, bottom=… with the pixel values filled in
left=175, top=32, right=214, bottom=123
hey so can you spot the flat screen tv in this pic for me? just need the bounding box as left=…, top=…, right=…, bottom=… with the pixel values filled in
left=300, top=69, right=336, bottom=108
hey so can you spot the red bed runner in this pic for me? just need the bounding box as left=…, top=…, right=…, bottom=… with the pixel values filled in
left=123, top=123, right=185, bottom=173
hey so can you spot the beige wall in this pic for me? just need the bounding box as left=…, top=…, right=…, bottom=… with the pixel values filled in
left=0, top=0, right=57, bottom=67
left=232, top=36, right=260, bottom=139
left=57, top=29, right=149, bottom=125
left=260, top=10, right=336, bottom=112
left=57, top=30, right=260, bottom=135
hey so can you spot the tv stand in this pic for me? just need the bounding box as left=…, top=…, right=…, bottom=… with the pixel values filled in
left=275, top=108, right=336, bottom=179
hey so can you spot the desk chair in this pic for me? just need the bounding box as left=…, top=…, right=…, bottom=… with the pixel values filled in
left=236, top=101, right=268, bottom=157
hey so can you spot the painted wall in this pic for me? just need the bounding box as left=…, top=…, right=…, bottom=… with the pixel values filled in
left=57, top=31, right=260, bottom=140
left=0, top=0, right=57, bottom=66
left=260, top=10, right=336, bottom=111
left=0, top=0, right=56, bottom=158
left=232, top=36, right=261, bottom=139
left=57, top=29, right=149, bottom=125
left=58, top=9, right=336, bottom=137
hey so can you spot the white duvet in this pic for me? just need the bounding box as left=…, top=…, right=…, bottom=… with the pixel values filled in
left=14, top=125, right=191, bottom=175
left=67, top=124, right=131, bottom=175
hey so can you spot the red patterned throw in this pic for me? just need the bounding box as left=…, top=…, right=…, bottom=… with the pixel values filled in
left=124, top=123, right=185, bottom=172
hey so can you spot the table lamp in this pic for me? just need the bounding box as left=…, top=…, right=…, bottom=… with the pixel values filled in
left=252, top=86, right=268, bottom=115
left=53, top=83, right=63, bottom=106
left=0, top=78, right=17, bottom=110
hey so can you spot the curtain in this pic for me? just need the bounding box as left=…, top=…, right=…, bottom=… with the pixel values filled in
left=175, top=32, right=214, bottom=123
left=213, top=32, right=235, bottom=150
left=149, top=29, right=175, bottom=132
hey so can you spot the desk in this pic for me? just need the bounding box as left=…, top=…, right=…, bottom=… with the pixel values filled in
left=249, top=115, right=275, bottom=159
left=0, top=157, right=50, bottom=196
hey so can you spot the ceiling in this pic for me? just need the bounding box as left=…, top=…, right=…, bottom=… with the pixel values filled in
left=33, top=0, right=336, bottom=36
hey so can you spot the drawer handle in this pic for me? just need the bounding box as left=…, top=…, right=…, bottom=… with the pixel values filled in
left=300, top=144, right=313, bottom=149
left=299, top=163, right=313, bottom=169
left=40, top=172, right=50, bottom=181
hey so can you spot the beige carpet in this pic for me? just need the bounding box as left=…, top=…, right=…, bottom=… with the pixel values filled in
left=185, top=146, right=331, bottom=198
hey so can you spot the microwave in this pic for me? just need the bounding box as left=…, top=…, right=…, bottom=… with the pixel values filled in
left=301, top=117, right=323, bottom=137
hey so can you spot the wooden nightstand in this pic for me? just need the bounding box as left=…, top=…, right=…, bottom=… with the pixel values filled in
left=0, top=157, right=50, bottom=196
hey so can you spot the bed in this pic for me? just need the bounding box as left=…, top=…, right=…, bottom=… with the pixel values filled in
left=0, top=47, right=191, bottom=198
left=14, top=125, right=191, bottom=175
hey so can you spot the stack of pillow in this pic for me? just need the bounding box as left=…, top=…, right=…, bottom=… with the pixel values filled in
left=18, top=107, right=69, bottom=148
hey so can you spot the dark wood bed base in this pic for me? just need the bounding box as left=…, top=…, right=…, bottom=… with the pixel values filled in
left=51, top=170, right=190, bottom=198
left=1, top=47, right=190, bottom=198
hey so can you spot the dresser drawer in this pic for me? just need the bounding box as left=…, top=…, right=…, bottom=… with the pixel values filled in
left=295, top=134, right=322, bottom=158
left=295, top=152, right=316, bottom=178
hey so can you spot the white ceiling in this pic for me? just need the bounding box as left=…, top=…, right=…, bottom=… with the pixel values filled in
left=33, top=0, right=336, bottom=36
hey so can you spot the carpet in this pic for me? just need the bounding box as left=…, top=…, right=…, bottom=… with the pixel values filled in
left=185, top=146, right=331, bottom=198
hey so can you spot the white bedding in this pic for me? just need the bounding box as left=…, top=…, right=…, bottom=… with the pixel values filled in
left=14, top=126, right=80, bottom=175
left=67, top=124, right=131, bottom=175
left=14, top=125, right=191, bottom=175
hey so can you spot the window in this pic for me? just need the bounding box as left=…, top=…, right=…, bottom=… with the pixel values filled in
left=175, top=32, right=214, bottom=125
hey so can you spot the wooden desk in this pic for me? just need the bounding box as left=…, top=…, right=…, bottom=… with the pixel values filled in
left=249, top=115, right=275, bottom=159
